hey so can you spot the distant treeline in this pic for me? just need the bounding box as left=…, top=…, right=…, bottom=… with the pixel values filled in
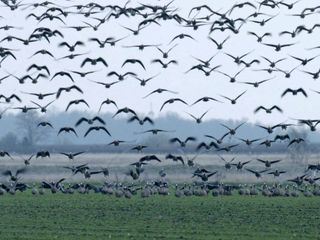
left=2, top=141, right=316, bottom=155
left=0, top=111, right=316, bottom=156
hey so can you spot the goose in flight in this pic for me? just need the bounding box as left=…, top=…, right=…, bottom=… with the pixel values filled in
left=220, top=91, right=246, bottom=104
left=128, top=116, right=154, bottom=125
left=169, top=33, right=195, bottom=44
left=221, top=122, right=245, bottom=136
left=0, top=94, right=21, bottom=103
left=64, top=164, right=89, bottom=175
left=58, top=41, right=85, bottom=52
left=256, top=159, right=281, bottom=168
left=281, top=88, right=308, bottom=97
left=204, top=134, right=228, bottom=145
left=169, top=137, right=197, bottom=147
left=257, top=124, right=279, bottom=134
left=262, top=42, right=296, bottom=51
left=0, top=151, right=13, bottom=159
left=88, top=37, right=122, bottom=48
left=137, top=129, right=174, bottom=135
left=37, top=121, right=53, bottom=128
left=237, top=138, right=262, bottom=146
left=98, top=99, right=118, bottom=112
left=191, top=96, right=221, bottom=106
left=247, top=31, right=272, bottom=42
left=224, top=51, right=253, bottom=65
left=107, top=71, right=137, bottom=81
left=218, top=156, right=235, bottom=170
left=56, top=85, right=83, bottom=99
left=143, top=88, right=178, bottom=99
left=36, top=151, right=50, bottom=158
left=27, top=64, right=51, bottom=75
left=268, top=170, right=286, bottom=177
left=254, top=105, right=283, bottom=114
left=60, top=152, right=85, bottom=160
left=249, top=15, right=276, bottom=27
left=165, top=154, right=185, bottom=165
left=13, top=106, right=37, bottom=113
left=260, top=56, right=286, bottom=68
left=21, top=91, right=55, bottom=100
left=191, top=53, right=218, bottom=68
left=112, top=107, right=136, bottom=118
left=84, top=126, right=111, bottom=137
left=160, top=98, right=188, bottom=111
left=122, top=59, right=146, bottom=70
left=121, top=25, right=147, bottom=36
left=65, top=99, right=90, bottom=111
left=274, top=134, right=290, bottom=142
left=123, top=44, right=161, bottom=51
left=288, top=175, right=307, bottom=186
left=31, top=100, right=55, bottom=113
left=108, top=140, right=127, bottom=147
left=58, top=127, right=78, bottom=137
left=287, top=138, right=304, bottom=147
left=245, top=168, right=268, bottom=178
left=232, top=160, right=251, bottom=170
left=139, top=155, right=161, bottom=163
left=193, top=171, right=217, bottom=182
left=70, top=70, right=98, bottom=78
left=131, top=145, right=148, bottom=152
left=208, top=36, right=230, bottom=50
left=151, top=59, right=178, bottom=68
left=156, top=44, right=178, bottom=59
left=197, top=141, right=219, bottom=151
left=90, top=80, right=119, bottom=89
left=80, top=57, right=108, bottom=68
left=297, top=119, right=320, bottom=132
left=290, top=54, right=319, bottom=66
left=229, top=2, right=257, bottom=15
left=241, top=77, right=274, bottom=88
left=42, top=178, right=65, bottom=193
left=51, top=71, right=74, bottom=82
left=75, top=116, right=105, bottom=127
left=260, top=139, right=275, bottom=147
left=217, top=68, right=245, bottom=83
left=22, top=154, right=34, bottom=166
left=3, top=168, right=27, bottom=182
left=185, top=110, right=210, bottom=124
left=134, top=74, right=158, bottom=87
left=217, top=144, right=239, bottom=152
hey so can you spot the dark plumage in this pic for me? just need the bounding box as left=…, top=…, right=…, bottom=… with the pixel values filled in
left=151, top=59, right=178, bottom=68
left=84, top=126, right=111, bottom=137
left=81, top=57, right=108, bottom=68
left=160, top=98, right=188, bottom=111
left=75, top=116, right=105, bottom=127
left=122, top=59, right=146, bottom=70
left=56, top=85, right=83, bottom=99
left=254, top=105, right=283, bottom=114
left=281, top=88, right=307, bottom=97
left=169, top=137, right=197, bottom=147
left=65, top=99, right=90, bottom=111
left=58, top=127, right=78, bottom=137
left=128, top=116, right=154, bottom=125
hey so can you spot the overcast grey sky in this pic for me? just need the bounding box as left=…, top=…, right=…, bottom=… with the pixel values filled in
left=0, top=0, right=319, bottom=126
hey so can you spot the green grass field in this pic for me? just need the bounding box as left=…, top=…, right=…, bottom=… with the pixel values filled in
left=0, top=193, right=320, bottom=240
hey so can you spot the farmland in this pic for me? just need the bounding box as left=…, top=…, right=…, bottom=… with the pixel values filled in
left=0, top=153, right=311, bottom=183
left=0, top=193, right=319, bottom=240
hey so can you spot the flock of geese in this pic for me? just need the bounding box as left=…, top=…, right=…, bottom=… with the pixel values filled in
left=0, top=0, right=320, bottom=197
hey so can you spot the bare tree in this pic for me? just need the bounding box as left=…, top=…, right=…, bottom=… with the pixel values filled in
left=0, top=132, right=18, bottom=150
left=16, top=111, right=51, bottom=147
left=287, top=128, right=309, bottom=164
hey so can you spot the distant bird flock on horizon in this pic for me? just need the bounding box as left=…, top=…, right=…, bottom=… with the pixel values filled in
left=0, top=0, right=320, bottom=197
